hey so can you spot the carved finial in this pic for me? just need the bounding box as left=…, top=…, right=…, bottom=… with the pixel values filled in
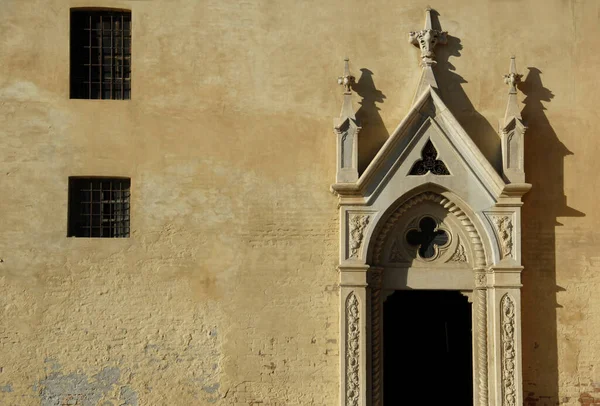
left=337, top=58, right=355, bottom=94
left=500, top=56, right=526, bottom=184
left=503, top=56, right=523, bottom=123
left=333, top=58, right=360, bottom=184
left=503, top=56, right=523, bottom=95
left=409, top=7, right=448, bottom=67
left=424, top=6, right=433, bottom=29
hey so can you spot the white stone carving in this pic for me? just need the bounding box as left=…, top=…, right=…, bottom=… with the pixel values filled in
left=337, top=58, right=356, bottom=93
left=503, top=69, right=522, bottom=90
left=389, top=237, right=405, bottom=263
left=373, top=193, right=486, bottom=267
left=409, top=7, right=447, bottom=67
left=477, top=286, right=489, bottom=406
left=345, top=292, right=360, bottom=406
left=369, top=269, right=383, bottom=406
left=333, top=12, right=530, bottom=406
left=334, top=58, right=360, bottom=183
left=448, top=239, right=467, bottom=263
left=493, top=215, right=514, bottom=259
left=349, top=214, right=369, bottom=258
left=475, top=272, right=487, bottom=288
left=500, top=57, right=527, bottom=184
left=501, top=294, right=516, bottom=406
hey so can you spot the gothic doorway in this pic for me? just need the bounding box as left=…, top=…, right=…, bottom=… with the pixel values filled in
left=383, top=290, right=473, bottom=405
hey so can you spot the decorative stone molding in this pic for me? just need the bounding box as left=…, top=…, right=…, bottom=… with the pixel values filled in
left=369, top=268, right=384, bottom=406
left=345, top=292, right=360, bottom=406
left=389, top=215, right=456, bottom=264
left=503, top=66, right=522, bottom=93
left=475, top=272, right=487, bottom=288
left=477, top=288, right=489, bottom=406
left=500, top=57, right=527, bottom=184
left=492, top=215, right=514, bottom=259
left=388, top=237, right=406, bottom=263
left=349, top=214, right=370, bottom=259
left=409, top=7, right=447, bottom=67
left=448, top=238, right=467, bottom=263
left=337, top=58, right=356, bottom=93
left=408, top=139, right=450, bottom=175
left=500, top=294, right=517, bottom=406
left=372, top=192, right=485, bottom=267
left=334, top=58, right=361, bottom=183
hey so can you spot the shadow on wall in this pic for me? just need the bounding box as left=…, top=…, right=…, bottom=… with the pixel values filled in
left=353, top=9, right=502, bottom=176
left=431, top=9, right=502, bottom=172
left=519, top=67, right=585, bottom=405
left=354, top=68, right=389, bottom=174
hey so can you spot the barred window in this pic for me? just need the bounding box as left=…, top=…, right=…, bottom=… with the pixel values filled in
left=68, top=177, right=131, bottom=238
left=70, top=9, right=131, bottom=100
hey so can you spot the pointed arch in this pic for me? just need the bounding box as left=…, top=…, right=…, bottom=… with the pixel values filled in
left=364, top=186, right=491, bottom=268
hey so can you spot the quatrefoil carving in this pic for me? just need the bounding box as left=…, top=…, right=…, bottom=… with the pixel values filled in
left=406, top=216, right=450, bottom=260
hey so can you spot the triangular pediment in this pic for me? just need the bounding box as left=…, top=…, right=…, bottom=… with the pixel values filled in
left=350, top=86, right=505, bottom=208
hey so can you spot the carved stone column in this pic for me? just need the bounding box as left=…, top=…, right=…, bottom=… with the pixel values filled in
left=339, top=265, right=369, bottom=406
left=475, top=269, right=489, bottom=406
left=488, top=265, right=523, bottom=406
left=368, top=267, right=383, bottom=406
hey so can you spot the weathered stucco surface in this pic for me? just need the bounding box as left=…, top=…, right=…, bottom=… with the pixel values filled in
left=1, top=0, right=599, bottom=404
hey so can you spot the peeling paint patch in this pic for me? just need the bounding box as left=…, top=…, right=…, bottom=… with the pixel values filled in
left=120, top=386, right=138, bottom=406
left=203, top=383, right=219, bottom=394
left=37, top=366, right=138, bottom=406
left=0, top=384, right=12, bottom=392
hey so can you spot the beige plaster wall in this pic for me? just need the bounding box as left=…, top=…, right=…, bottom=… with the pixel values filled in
left=0, top=0, right=599, bottom=404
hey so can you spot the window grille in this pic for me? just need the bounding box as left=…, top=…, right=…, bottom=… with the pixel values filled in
left=70, top=9, right=131, bottom=100
left=68, top=177, right=131, bottom=238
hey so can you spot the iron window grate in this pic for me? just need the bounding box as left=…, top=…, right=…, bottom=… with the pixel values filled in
left=68, top=177, right=131, bottom=238
left=70, top=9, right=132, bottom=100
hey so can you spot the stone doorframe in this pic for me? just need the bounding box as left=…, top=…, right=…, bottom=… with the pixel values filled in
left=332, top=9, right=530, bottom=405
left=338, top=191, right=525, bottom=406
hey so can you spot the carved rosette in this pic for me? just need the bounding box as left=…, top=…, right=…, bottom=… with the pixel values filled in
left=475, top=272, right=487, bottom=288
left=501, top=294, right=517, bottom=406
left=345, top=292, right=360, bottom=406
left=493, top=215, right=514, bottom=259
left=349, top=214, right=370, bottom=259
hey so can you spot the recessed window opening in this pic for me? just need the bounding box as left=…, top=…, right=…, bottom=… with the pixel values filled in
left=68, top=177, right=131, bottom=238
left=70, top=8, right=131, bottom=100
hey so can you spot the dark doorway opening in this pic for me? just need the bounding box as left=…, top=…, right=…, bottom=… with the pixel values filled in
left=383, top=290, right=473, bottom=405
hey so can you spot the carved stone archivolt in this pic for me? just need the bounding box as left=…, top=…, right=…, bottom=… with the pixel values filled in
left=349, top=214, right=370, bottom=259
left=373, top=192, right=484, bottom=267
left=501, top=294, right=517, bottom=406
left=345, top=293, right=360, bottom=406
